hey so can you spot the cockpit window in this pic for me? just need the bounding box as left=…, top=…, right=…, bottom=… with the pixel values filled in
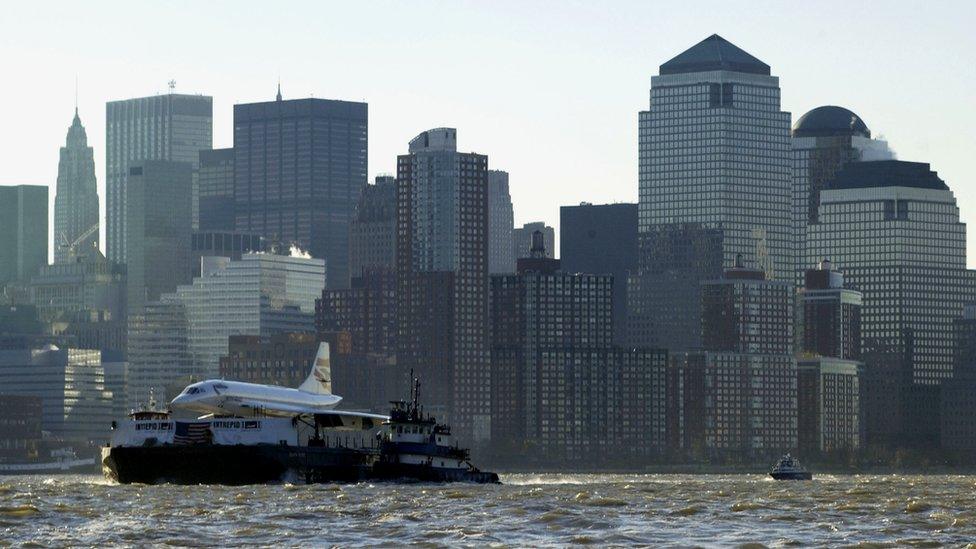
left=214, top=384, right=228, bottom=390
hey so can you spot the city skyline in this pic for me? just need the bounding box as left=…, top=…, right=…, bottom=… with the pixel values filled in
left=1, top=2, right=974, bottom=266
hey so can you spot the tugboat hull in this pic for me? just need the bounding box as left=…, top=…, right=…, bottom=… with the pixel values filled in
left=372, top=462, right=499, bottom=484
left=102, top=445, right=499, bottom=485
left=102, top=445, right=369, bottom=485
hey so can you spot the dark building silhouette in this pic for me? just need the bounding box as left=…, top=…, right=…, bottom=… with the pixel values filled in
left=189, top=231, right=264, bottom=278
left=396, top=128, right=491, bottom=443
left=233, top=92, right=367, bottom=289
left=197, top=148, right=235, bottom=231
left=941, top=305, right=976, bottom=452
left=627, top=223, right=724, bottom=352
left=0, top=185, right=48, bottom=286
left=124, top=160, right=193, bottom=315
left=0, top=395, right=42, bottom=461
left=218, top=333, right=320, bottom=388
left=491, top=232, right=666, bottom=463
left=800, top=260, right=862, bottom=360
left=105, top=93, right=212, bottom=263
left=797, top=260, right=862, bottom=456
left=560, top=202, right=637, bottom=346
left=348, top=175, right=396, bottom=279
left=675, top=257, right=797, bottom=462
left=54, top=108, right=99, bottom=263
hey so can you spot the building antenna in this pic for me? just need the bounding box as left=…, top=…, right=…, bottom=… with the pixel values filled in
left=276, top=72, right=282, bottom=101
left=74, top=75, right=78, bottom=115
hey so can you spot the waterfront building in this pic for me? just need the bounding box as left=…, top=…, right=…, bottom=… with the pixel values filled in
left=0, top=395, right=42, bottom=461
left=105, top=93, right=212, bottom=262
left=678, top=257, right=797, bottom=461
left=233, top=93, right=367, bottom=289
left=513, top=221, right=554, bottom=260
left=197, top=148, right=235, bottom=231
left=627, top=223, right=724, bottom=351
left=488, top=170, right=515, bottom=274
left=0, top=185, right=48, bottom=285
left=0, top=346, right=113, bottom=443
left=638, top=34, right=791, bottom=281
left=124, top=160, right=193, bottom=315
left=348, top=175, right=396, bottom=279
left=790, top=106, right=893, bottom=284
left=795, top=261, right=862, bottom=455
left=806, top=160, right=975, bottom=386
left=54, top=108, right=100, bottom=263
left=396, top=128, right=491, bottom=442
left=490, top=233, right=667, bottom=462
left=799, top=260, right=862, bottom=361
left=560, top=202, right=637, bottom=346
left=941, top=306, right=976, bottom=452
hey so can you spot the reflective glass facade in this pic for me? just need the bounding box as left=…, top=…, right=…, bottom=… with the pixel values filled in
left=105, top=94, right=212, bottom=262
left=233, top=98, right=367, bottom=289
left=638, top=69, right=791, bottom=280
left=806, top=164, right=974, bottom=384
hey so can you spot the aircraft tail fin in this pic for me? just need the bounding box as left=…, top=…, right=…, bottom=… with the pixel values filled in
left=298, top=343, right=332, bottom=395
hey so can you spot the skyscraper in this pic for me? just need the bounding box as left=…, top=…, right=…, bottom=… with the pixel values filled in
left=487, top=170, right=515, bottom=274
left=513, top=221, right=554, bottom=260
left=796, top=261, right=862, bottom=455
left=679, top=256, right=797, bottom=461
left=0, top=185, right=48, bottom=285
left=806, top=160, right=974, bottom=384
left=627, top=223, right=724, bottom=352
left=638, top=34, right=791, bottom=280
left=491, top=233, right=667, bottom=462
left=348, top=175, right=396, bottom=279
left=197, top=148, right=235, bottom=232
left=560, top=202, right=637, bottom=345
left=397, top=128, right=491, bottom=443
left=791, top=106, right=893, bottom=283
left=233, top=93, right=368, bottom=289
left=54, top=108, right=99, bottom=263
left=124, top=160, right=193, bottom=315
left=105, top=93, right=212, bottom=263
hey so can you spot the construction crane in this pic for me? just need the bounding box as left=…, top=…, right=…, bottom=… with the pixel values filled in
left=58, top=223, right=99, bottom=262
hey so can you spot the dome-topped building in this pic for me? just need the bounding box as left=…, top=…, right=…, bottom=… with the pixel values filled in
left=792, top=106, right=871, bottom=138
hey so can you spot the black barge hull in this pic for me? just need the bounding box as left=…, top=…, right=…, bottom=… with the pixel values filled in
left=102, top=445, right=369, bottom=485
left=102, top=445, right=499, bottom=485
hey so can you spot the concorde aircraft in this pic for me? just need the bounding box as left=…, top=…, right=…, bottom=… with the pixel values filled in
left=169, top=342, right=383, bottom=421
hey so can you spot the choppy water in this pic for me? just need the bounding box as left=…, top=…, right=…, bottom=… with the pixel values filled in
left=2, top=473, right=976, bottom=546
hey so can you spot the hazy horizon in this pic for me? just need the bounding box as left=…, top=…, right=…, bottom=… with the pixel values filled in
left=2, top=1, right=973, bottom=266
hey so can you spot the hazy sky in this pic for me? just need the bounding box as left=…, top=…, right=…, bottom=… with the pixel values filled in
left=1, top=1, right=974, bottom=264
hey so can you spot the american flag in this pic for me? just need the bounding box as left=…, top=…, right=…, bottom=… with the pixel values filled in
left=173, top=422, right=210, bottom=445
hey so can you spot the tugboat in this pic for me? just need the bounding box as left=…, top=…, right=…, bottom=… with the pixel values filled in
left=769, top=453, right=813, bottom=480
left=373, top=376, right=499, bottom=484
left=102, top=371, right=499, bottom=485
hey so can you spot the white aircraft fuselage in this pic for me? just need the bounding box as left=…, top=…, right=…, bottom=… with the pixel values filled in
left=170, top=379, right=343, bottom=417
left=169, top=342, right=344, bottom=418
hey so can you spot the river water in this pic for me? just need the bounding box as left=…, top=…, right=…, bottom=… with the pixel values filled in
left=2, top=473, right=975, bottom=546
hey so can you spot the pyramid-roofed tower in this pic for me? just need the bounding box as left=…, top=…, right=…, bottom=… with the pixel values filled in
left=659, top=34, right=770, bottom=76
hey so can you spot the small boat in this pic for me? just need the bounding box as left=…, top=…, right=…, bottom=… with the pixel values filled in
left=0, top=448, right=97, bottom=475
left=769, top=453, right=812, bottom=480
